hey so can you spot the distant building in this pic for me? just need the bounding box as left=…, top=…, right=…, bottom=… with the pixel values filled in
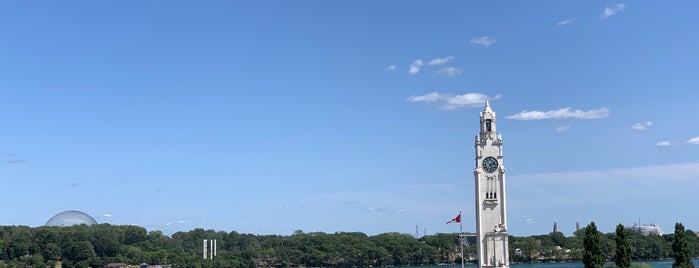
left=630, top=223, right=664, bottom=235
left=45, top=210, right=98, bottom=227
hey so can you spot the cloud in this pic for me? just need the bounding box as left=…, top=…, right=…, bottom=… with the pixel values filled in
left=406, top=92, right=501, bottom=110
left=516, top=215, right=538, bottom=224
left=602, top=3, right=625, bottom=19
left=510, top=162, right=699, bottom=207
left=506, top=107, right=611, bottom=120
left=366, top=207, right=409, bottom=214
left=384, top=65, right=397, bottom=72
left=102, top=213, right=113, bottom=218
left=687, top=136, right=699, bottom=144
left=469, top=36, right=496, bottom=47
left=656, top=141, right=674, bottom=147
left=554, top=126, right=570, bottom=132
left=631, top=121, right=653, bottom=130
left=5, top=159, right=26, bottom=164
left=409, top=60, right=424, bottom=75
left=655, top=137, right=699, bottom=146
left=428, top=56, right=455, bottom=66
left=435, top=67, right=462, bottom=76
left=557, top=19, right=573, bottom=26
left=334, top=200, right=365, bottom=206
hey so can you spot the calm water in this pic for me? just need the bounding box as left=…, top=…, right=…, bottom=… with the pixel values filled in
left=420, top=260, right=699, bottom=268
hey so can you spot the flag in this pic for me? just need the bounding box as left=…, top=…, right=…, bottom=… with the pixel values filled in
left=447, top=213, right=461, bottom=224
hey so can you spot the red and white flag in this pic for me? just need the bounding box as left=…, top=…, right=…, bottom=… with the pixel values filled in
left=446, top=213, right=461, bottom=224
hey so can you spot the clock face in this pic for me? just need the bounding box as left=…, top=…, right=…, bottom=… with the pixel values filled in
left=483, top=157, right=498, bottom=173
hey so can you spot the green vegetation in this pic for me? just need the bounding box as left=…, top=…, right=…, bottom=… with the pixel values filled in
left=583, top=222, right=604, bottom=268
left=0, top=223, right=697, bottom=267
left=616, top=224, right=632, bottom=268
left=672, top=222, right=695, bottom=268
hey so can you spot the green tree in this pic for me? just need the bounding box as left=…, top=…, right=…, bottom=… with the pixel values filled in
left=672, top=222, right=694, bottom=268
left=615, top=224, right=632, bottom=268
left=583, top=222, right=604, bottom=268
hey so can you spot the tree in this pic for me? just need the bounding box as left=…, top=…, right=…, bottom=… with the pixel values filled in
left=672, top=222, right=694, bottom=268
left=615, top=224, right=632, bottom=268
left=583, top=222, right=604, bottom=268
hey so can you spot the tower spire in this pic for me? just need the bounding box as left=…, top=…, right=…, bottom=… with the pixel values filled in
left=484, top=100, right=493, bottom=114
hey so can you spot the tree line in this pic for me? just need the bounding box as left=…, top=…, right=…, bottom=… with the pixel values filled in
left=0, top=223, right=697, bottom=268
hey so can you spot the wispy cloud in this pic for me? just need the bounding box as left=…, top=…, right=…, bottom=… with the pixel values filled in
left=5, top=159, right=26, bottom=164
left=406, top=92, right=501, bottom=110
left=687, top=136, right=699, bottom=144
left=656, top=141, right=674, bottom=147
left=511, top=162, right=699, bottom=205
left=384, top=64, right=397, bottom=72
left=469, top=36, right=496, bottom=47
left=435, top=67, right=462, bottom=76
left=366, top=207, right=409, bottom=214
left=554, top=126, right=571, bottom=133
left=602, top=3, right=625, bottom=19
left=655, top=136, right=699, bottom=146
left=428, top=56, right=455, bottom=66
left=631, top=121, right=653, bottom=130
left=334, top=200, right=365, bottom=206
left=516, top=215, right=538, bottom=224
left=557, top=19, right=573, bottom=26
left=506, top=107, right=611, bottom=120
left=102, top=213, right=113, bottom=218
left=409, top=60, right=424, bottom=75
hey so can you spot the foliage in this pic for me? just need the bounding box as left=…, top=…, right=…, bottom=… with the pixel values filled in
left=0, top=223, right=697, bottom=267
left=583, top=222, right=604, bottom=268
left=672, top=222, right=694, bottom=268
left=615, top=224, right=632, bottom=268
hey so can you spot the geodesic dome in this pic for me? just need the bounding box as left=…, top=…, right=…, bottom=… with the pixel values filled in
left=45, top=210, right=98, bottom=227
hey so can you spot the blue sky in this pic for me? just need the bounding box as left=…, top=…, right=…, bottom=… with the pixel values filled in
left=1, top=1, right=699, bottom=237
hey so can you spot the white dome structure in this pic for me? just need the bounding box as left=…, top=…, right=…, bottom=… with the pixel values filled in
left=45, top=210, right=98, bottom=227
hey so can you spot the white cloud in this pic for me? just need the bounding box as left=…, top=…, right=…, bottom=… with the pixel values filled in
left=366, top=207, right=409, bottom=214
left=435, top=67, right=462, bottom=76
left=631, top=121, right=653, bottom=130
left=406, top=92, right=443, bottom=103
left=406, top=92, right=501, bottom=110
left=469, top=36, right=496, bottom=47
left=557, top=19, right=573, bottom=26
left=506, top=107, right=611, bottom=120
left=102, top=213, right=113, bottom=218
left=602, top=3, right=625, bottom=19
left=656, top=141, right=673, bottom=146
left=687, top=136, right=699, bottom=144
left=384, top=64, right=397, bottom=72
left=513, top=162, right=699, bottom=200
left=428, top=56, right=455, bottom=66
left=409, top=59, right=424, bottom=75
left=516, top=215, right=538, bottom=224
left=554, top=126, right=570, bottom=132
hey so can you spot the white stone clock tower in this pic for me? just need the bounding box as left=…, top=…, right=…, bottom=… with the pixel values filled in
left=474, top=101, right=509, bottom=268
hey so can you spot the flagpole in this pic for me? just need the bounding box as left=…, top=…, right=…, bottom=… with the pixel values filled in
left=459, top=210, right=464, bottom=268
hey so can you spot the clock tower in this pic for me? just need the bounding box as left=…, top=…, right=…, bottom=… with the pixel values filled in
left=474, top=101, right=509, bottom=268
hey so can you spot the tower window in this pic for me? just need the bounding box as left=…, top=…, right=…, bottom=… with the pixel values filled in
left=485, top=176, right=498, bottom=201
left=485, top=119, right=492, bottom=132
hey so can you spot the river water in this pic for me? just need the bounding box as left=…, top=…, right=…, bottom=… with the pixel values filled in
left=427, top=260, right=699, bottom=268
